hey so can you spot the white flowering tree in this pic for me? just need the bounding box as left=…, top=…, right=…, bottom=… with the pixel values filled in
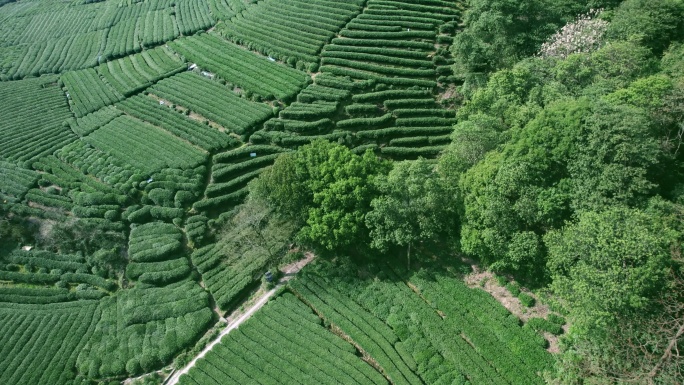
left=539, top=9, right=609, bottom=59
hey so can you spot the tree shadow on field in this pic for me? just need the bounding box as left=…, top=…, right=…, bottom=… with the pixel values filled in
left=303, top=239, right=471, bottom=294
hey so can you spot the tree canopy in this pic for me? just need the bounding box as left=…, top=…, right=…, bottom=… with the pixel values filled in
left=251, top=140, right=390, bottom=252
left=546, top=206, right=675, bottom=329
left=445, top=0, right=684, bottom=381
left=366, top=158, right=454, bottom=269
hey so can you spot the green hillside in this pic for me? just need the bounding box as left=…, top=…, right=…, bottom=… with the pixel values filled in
left=0, top=0, right=682, bottom=384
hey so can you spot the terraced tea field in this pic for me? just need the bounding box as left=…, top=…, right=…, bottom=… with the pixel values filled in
left=179, top=259, right=555, bottom=385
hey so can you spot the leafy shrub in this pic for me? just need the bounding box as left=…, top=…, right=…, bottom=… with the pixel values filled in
left=548, top=313, right=566, bottom=326
left=127, top=206, right=151, bottom=223
left=148, top=188, right=174, bottom=207
left=149, top=206, right=184, bottom=220
left=140, top=350, right=161, bottom=372
left=494, top=274, right=508, bottom=286
left=506, top=282, right=521, bottom=296
left=526, top=317, right=563, bottom=335
left=104, top=210, right=119, bottom=221
left=4, top=264, right=20, bottom=272
left=518, top=293, right=536, bottom=307
left=126, top=359, right=142, bottom=376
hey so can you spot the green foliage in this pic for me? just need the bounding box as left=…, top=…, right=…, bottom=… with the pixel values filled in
left=179, top=292, right=386, bottom=385
left=547, top=313, right=566, bottom=326
left=61, top=68, right=124, bottom=118
left=603, top=74, right=674, bottom=111
left=217, top=0, right=366, bottom=65
left=150, top=72, right=274, bottom=136
left=185, top=215, right=209, bottom=247
left=457, top=57, right=548, bottom=124
left=545, top=207, right=676, bottom=329
left=518, top=292, right=536, bottom=307
left=1, top=0, right=683, bottom=383
left=366, top=158, right=454, bottom=267
left=99, top=46, right=184, bottom=97
left=130, top=372, right=162, bottom=385
left=128, top=222, right=183, bottom=263
left=0, top=301, right=100, bottom=385
left=456, top=77, right=672, bottom=281
left=0, top=209, right=34, bottom=249
left=459, top=99, right=591, bottom=278
left=291, top=275, right=425, bottom=385
left=0, top=77, right=75, bottom=165
left=293, top=259, right=553, bottom=384
left=569, top=100, right=662, bottom=212
left=0, top=162, right=39, bottom=208
left=148, top=188, right=174, bottom=207
left=494, top=274, right=508, bottom=286
left=77, top=280, right=213, bottom=378
left=662, top=42, right=684, bottom=77
left=444, top=0, right=684, bottom=309
left=379, top=145, right=447, bottom=159
left=84, top=115, right=208, bottom=174
left=168, top=33, right=309, bottom=101
left=555, top=41, right=658, bottom=95
left=451, top=0, right=571, bottom=74
left=606, top=0, right=684, bottom=56
left=116, top=93, right=237, bottom=151
left=506, top=282, right=521, bottom=296
left=249, top=152, right=310, bottom=223
left=190, top=198, right=294, bottom=310
left=439, top=114, right=505, bottom=176
left=126, top=258, right=191, bottom=285
left=40, top=218, right=126, bottom=258
left=252, top=140, right=390, bottom=251
left=526, top=317, right=563, bottom=335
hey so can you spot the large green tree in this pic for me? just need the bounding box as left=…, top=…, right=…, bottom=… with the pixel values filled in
left=546, top=206, right=674, bottom=328
left=249, top=150, right=313, bottom=224
left=227, top=196, right=296, bottom=261
left=251, top=140, right=390, bottom=252
left=606, top=0, right=684, bottom=56
left=546, top=203, right=682, bottom=385
left=569, top=100, right=663, bottom=212
left=365, top=158, right=454, bottom=269
left=439, top=114, right=506, bottom=176
left=458, top=99, right=590, bottom=280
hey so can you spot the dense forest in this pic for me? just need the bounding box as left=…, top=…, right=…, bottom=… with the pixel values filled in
left=1, top=0, right=683, bottom=384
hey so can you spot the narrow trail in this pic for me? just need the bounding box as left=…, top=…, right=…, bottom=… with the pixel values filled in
left=164, top=253, right=315, bottom=385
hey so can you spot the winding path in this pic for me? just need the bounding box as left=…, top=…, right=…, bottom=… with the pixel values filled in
left=164, top=253, right=315, bottom=385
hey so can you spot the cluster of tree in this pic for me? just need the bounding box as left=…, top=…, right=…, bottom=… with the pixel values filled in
left=249, top=140, right=456, bottom=268
left=38, top=219, right=126, bottom=279
left=0, top=206, right=35, bottom=254
left=451, top=0, right=682, bottom=84
left=218, top=194, right=297, bottom=266
left=446, top=0, right=684, bottom=383
left=0, top=208, right=127, bottom=279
